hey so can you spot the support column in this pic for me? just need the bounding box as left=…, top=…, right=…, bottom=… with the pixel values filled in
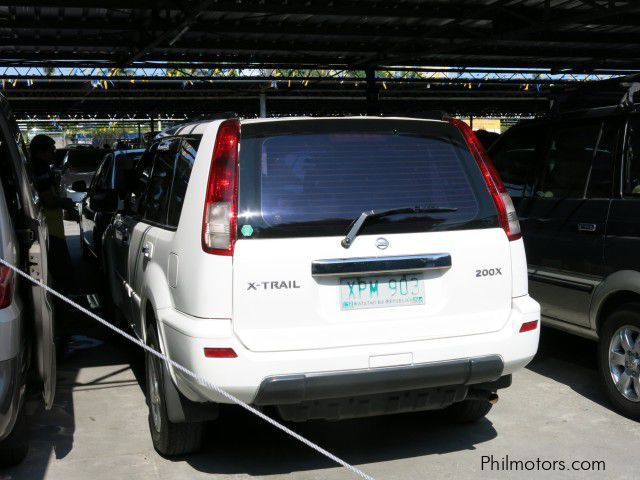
left=365, top=67, right=380, bottom=116
left=259, top=91, right=267, bottom=118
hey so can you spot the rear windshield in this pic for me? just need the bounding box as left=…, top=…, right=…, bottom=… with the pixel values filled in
left=64, top=150, right=104, bottom=173
left=238, top=119, right=498, bottom=239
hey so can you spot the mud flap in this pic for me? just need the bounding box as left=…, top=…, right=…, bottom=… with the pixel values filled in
left=161, top=360, right=219, bottom=424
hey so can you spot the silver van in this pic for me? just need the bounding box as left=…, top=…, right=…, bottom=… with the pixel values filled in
left=0, top=96, right=56, bottom=466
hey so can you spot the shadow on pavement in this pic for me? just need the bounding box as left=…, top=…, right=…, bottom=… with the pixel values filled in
left=526, top=326, right=609, bottom=409
left=3, top=227, right=144, bottom=480
left=182, top=407, right=497, bottom=476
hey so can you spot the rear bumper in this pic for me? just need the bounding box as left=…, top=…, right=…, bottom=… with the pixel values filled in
left=157, top=294, right=540, bottom=405
left=254, top=355, right=503, bottom=405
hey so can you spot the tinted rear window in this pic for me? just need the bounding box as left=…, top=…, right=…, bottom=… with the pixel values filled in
left=238, top=119, right=498, bottom=239
left=64, top=150, right=104, bottom=172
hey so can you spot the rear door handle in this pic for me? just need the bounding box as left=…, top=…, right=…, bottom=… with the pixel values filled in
left=577, top=223, right=597, bottom=233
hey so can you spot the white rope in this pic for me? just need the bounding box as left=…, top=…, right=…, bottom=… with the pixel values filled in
left=0, top=256, right=375, bottom=480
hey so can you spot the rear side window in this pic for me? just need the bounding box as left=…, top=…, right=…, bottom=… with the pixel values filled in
left=238, top=119, right=498, bottom=238
left=167, top=137, right=200, bottom=227
left=624, top=117, right=640, bottom=196
left=587, top=119, right=619, bottom=199
left=142, top=139, right=179, bottom=225
left=490, top=126, right=543, bottom=199
left=535, top=119, right=620, bottom=200
left=538, top=122, right=601, bottom=199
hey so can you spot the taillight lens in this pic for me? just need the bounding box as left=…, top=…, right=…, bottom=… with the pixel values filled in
left=204, top=347, right=237, bottom=358
left=448, top=118, right=521, bottom=241
left=202, top=119, right=240, bottom=255
left=519, top=320, right=539, bottom=333
left=0, top=265, right=14, bottom=309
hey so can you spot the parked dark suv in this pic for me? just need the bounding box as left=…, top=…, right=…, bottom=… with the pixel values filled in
left=75, top=148, right=144, bottom=262
left=490, top=105, right=640, bottom=419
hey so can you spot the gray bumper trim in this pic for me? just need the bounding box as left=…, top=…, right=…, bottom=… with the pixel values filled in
left=254, top=355, right=504, bottom=406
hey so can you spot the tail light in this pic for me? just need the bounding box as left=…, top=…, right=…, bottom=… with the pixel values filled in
left=202, top=119, right=240, bottom=255
left=448, top=118, right=522, bottom=241
left=0, top=265, right=14, bottom=309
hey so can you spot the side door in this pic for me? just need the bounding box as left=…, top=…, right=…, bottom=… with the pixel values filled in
left=524, top=118, right=621, bottom=327
left=110, top=147, right=155, bottom=328
left=129, top=138, right=181, bottom=337
left=0, top=99, right=56, bottom=408
left=606, top=114, right=640, bottom=275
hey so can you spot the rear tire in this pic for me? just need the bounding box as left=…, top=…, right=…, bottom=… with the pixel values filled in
left=0, top=407, right=29, bottom=467
left=146, top=325, right=204, bottom=456
left=598, top=303, right=640, bottom=420
left=444, top=399, right=492, bottom=423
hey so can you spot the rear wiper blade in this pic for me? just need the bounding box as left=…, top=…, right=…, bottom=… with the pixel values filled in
left=341, top=205, right=458, bottom=249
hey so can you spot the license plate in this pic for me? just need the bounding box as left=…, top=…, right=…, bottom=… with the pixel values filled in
left=340, top=274, right=425, bottom=311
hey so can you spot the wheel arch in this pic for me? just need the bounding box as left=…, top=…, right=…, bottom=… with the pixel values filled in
left=140, top=260, right=174, bottom=343
left=591, top=270, right=640, bottom=335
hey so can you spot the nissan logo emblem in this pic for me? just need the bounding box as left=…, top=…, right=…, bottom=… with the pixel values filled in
left=375, top=237, right=389, bottom=250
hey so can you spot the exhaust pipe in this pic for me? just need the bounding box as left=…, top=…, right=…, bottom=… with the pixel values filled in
left=468, top=390, right=499, bottom=404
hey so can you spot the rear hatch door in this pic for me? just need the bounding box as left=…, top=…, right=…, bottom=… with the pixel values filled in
left=233, top=118, right=512, bottom=352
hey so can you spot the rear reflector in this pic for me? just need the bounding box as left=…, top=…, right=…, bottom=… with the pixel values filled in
left=519, top=320, right=539, bottom=333
left=0, top=265, right=14, bottom=309
left=448, top=118, right=522, bottom=241
left=202, top=119, right=240, bottom=255
left=204, top=347, right=238, bottom=358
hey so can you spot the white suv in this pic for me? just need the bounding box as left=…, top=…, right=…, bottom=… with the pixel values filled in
left=102, top=116, right=540, bottom=455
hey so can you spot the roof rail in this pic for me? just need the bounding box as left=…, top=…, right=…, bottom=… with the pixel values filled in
left=548, top=73, right=640, bottom=116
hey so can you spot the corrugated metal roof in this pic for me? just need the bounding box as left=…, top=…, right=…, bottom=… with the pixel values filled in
left=0, top=1, right=638, bottom=70
left=2, top=1, right=639, bottom=117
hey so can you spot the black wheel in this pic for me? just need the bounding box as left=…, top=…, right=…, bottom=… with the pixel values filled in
left=146, top=325, right=204, bottom=456
left=0, top=407, right=29, bottom=467
left=598, top=303, right=640, bottom=420
left=444, top=399, right=492, bottom=423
